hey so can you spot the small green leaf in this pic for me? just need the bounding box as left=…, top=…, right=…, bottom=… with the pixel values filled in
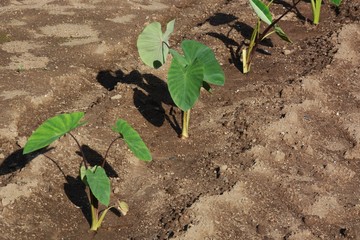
left=274, top=25, right=292, bottom=43
left=118, top=200, right=129, bottom=216
left=330, top=0, right=341, bottom=6
left=112, top=119, right=152, bottom=161
left=168, top=57, right=204, bottom=111
left=137, top=19, right=175, bottom=68
left=23, top=112, right=86, bottom=154
left=249, top=0, right=273, bottom=25
left=86, top=166, right=110, bottom=206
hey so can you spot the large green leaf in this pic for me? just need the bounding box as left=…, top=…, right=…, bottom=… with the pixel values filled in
left=181, top=40, right=224, bottom=86
left=330, top=0, right=341, bottom=6
left=23, top=112, right=86, bottom=154
left=85, top=166, right=110, bottom=206
left=249, top=0, right=272, bottom=25
left=137, top=19, right=175, bottom=68
left=168, top=54, right=204, bottom=111
left=112, top=119, right=152, bottom=161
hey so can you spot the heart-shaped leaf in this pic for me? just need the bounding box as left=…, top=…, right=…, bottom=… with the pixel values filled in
left=137, top=19, right=175, bottom=68
left=23, top=112, right=86, bottom=154
left=112, top=119, right=152, bottom=161
left=168, top=54, right=204, bottom=111
left=181, top=40, right=225, bottom=86
left=85, top=166, right=110, bottom=206
left=249, top=0, right=272, bottom=25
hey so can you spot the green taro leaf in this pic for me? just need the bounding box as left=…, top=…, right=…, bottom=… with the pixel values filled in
left=169, top=49, right=188, bottom=68
left=250, top=0, right=272, bottom=25
left=23, top=112, right=86, bottom=154
left=163, top=19, right=175, bottom=42
left=330, top=0, right=342, bottom=6
left=85, top=166, right=110, bottom=206
left=80, top=165, right=97, bottom=186
left=181, top=40, right=225, bottom=86
left=137, top=19, right=175, bottom=68
left=112, top=119, right=152, bottom=161
left=274, top=25, right=292, bottom=43
left=168, top=56, right=204, bottom=111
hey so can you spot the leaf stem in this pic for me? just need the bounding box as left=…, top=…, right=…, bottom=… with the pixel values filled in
left=89, top=192, right=100, bottom=231
left=102, top=136, right=122, bottom=168
left=181, top=109, right=190, bottom=139
left=68, top=132, right=88, bottom=168
left=311, top=0, right=321, bottom=25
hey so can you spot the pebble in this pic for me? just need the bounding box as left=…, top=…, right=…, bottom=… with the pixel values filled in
left=283, top=49, right=292, bottom=55
left=220, top=165, right=228, bottom=172
left=113, top=187, right=120, bottom=194
left=111, top=94, right=122, bottom=100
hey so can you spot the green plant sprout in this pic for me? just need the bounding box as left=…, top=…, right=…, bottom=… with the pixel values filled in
left=23, top=112, right=152, bottom=231
left=137, top=20, right=225, bottom=138
left=242, top=0, right=301, bottom=73
left=311, top=0, right=342, bottom=25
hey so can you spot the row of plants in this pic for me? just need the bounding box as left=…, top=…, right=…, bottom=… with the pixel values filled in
left=22, top=0, right=343, bottom=232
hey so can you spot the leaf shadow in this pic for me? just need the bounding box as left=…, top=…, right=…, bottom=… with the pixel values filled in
left=271, top=0, right=310, bottom=23
left=64, top=175, right=92, bottom=225
left=207, top=20, right=273, bottom=73
left=96, top=69, right=181, bottom=135
left=76, top=145, right=118, bottom=178
left=205, top=12, right=238, bottom=26
left=0, top=147, right=53, bottom=176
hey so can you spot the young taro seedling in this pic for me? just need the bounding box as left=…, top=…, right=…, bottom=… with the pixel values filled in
left=23, top=112, right=152, bottom=231
left=137, top=20, right=225, bottom=138
left=242, top=0, right=301, bottom=73
left=310, top=0, right=342, bottom=25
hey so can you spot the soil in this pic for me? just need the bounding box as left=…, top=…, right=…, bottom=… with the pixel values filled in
left=0, top=0, right=360, bottom=239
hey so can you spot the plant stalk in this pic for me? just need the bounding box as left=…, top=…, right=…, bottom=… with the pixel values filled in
left=89, top=192, right=100, bottom=231
left=102, top=136, right=121, bottom=168
left=181, top=110, right=190, bottom=139
left=69, top=132, right=88, bottom=168
left=311, top=0, right=321, bottom=25
left=246, top=0, right=302, bottom=69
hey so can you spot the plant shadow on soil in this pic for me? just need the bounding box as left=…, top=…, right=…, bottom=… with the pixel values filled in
left=205, top=13, right=273, bottom=73
left=0, top=147, right=53, bottom=176
left=96, top=69, right=181, bottom=135
left=76, top=145, right=118, bottom=178
left=272, top=0, right=309, bottom=23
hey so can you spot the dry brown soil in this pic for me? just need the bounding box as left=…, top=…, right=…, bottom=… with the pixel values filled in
left=0, top=0, right=360, bottom=239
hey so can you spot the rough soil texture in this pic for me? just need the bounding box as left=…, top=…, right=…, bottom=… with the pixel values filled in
left=0, top=0, right=360, bottom=239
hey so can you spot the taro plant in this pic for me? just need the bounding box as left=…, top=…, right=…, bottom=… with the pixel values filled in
left=311, top=0, right=342, bottom=25
left=137, top=20, right=225, bottom=138
left=23, top=112, right=152, bottom=231
left=242, top=0, right=301, bottom=73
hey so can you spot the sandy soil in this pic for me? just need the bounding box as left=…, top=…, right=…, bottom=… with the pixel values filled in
left=0, top=0, right=360, bottom=239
